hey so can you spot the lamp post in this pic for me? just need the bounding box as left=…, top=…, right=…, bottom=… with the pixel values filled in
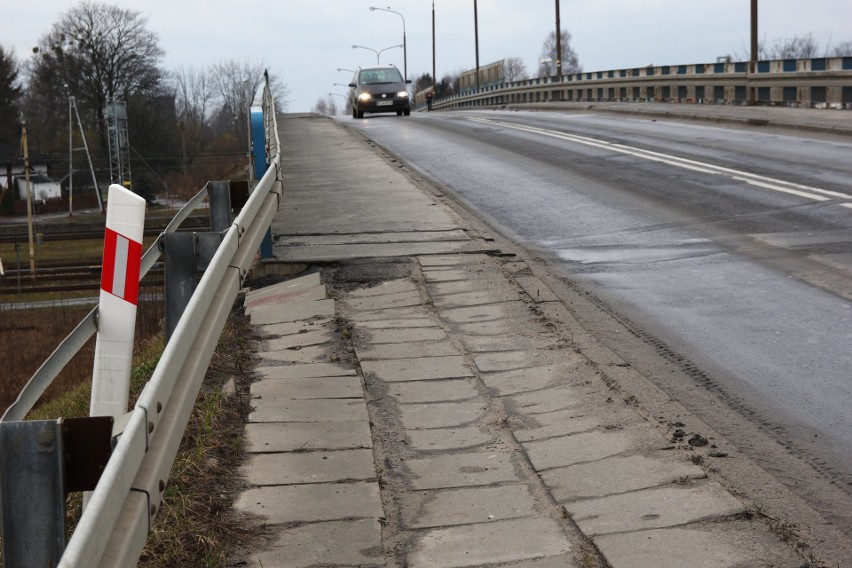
left=474, top=0, right=480, bottom=91
left=370, top=6, right=407, bottom=81
left=337, top=67, right=356, bottom=73
left=554, top=0, right=562, bottom=78
left=352, top=44, right=403, bottom=65
left=432, top=1, right=436, bottom=93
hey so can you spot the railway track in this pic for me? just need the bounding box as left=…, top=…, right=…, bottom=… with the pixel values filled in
left=1, top=261, right=163, bottom=295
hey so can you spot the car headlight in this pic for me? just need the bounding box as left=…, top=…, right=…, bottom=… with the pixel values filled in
left=358, top=93, right=372, bottom=102
left=397, top=91, right=409, bottom=98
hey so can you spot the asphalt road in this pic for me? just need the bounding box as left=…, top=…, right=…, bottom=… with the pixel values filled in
left=338, top=109, right=852, bottom=490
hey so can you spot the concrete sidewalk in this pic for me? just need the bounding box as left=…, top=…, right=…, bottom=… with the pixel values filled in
left=231, top=114, right=809, bottom=567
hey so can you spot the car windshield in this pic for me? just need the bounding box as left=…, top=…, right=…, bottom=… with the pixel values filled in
left=359, top=68, right=403, bottom=85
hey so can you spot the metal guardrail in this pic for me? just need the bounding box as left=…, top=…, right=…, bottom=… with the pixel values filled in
left=0, top=76, right=282, bottom=567
left=422, top=56, right=852, bottom=111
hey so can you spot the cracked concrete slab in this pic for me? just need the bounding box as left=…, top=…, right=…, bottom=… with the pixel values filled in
left=345, top=290, right=423, bottom=311
left=594, top=523, right=801, bottom=568
left=458, top=333, right=560, bottom=353
left=250, top=398, right=369, bottom=423
left=541, top=453, right=707, bottom=502
left=245, top=421, right=372, bottom=453
left=262, top=329, right=333, bottom=350
left=350, top=306, right=430, bottom=322
left=523, top=425, right=670, bottom=471
left=255, top=363, right=356, bottom=379
left=245, top=519, right=385, bottom=568
left=405, top=484, right=537, bottom=528
left=439, top=301, right=529, bottom=324
left=242, top=449, right=377, bottom=485
left=233, top=482, right=383, bottom=524
left=408, top=517, right=572, bottom=568
left=407, top=452, right=521, bottom=490
left=407, top=427, right=496, bottom=451
left=422, top=268, right=472, bottom=282
left=276, top=240, right=478, bottom=262
left=279, top=229, right=469, bottom=246
left=250, top=375, right=363, bottom=400
left=361, top=356, right=473, bottom=382
left=431, top=289, right=519, bottom=309
left=387, top=379, right=481, bottom=404
left=249, top=299, right=336, bottom=325
left=244, top=272, right=322, bottom=304
left=474, top=350, right=547, bottom=373
left=513, top=407, right=645, bottom=443
left=244, top=285, right=328, bottom=314
left=357, top=341, right=460, bottom=361
left=356, top=318, right=438, bottom=329
left=419, top=255, right=491, bottom=267
left=480, top=363, right=585, bottom=396
left=347, top=279, right=418, bottom=297
left=256, top=318, right=331, bottom=338
left=360, top=326, right=448, bottom=344
left=397, top=401, right=488, bottom=430
left=567, top=482, right=745, bottom=536
left=256, top=344, right=330, bottom=364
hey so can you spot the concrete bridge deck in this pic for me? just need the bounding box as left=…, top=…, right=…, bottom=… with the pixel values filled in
left=228, top=110, right=846, bottom=567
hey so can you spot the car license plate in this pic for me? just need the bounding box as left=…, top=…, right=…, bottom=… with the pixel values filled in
left=376, top=100, right=393, bottom=106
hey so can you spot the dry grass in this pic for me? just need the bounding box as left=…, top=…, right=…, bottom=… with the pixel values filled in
left=0, top=291, right=164, bottom=415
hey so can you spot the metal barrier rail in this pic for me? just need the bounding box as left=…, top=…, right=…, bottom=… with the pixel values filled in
left=1, top=77, right=281, bottom=567
left=59, top=84, right=281, bottom=568
left=424, top=56, right=852, bottom=111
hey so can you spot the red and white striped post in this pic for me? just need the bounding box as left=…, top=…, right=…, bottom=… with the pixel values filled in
left=90, top=184, right=146, bottom=419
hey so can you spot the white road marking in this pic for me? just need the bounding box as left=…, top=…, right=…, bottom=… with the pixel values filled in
left=467, top=117, right=851, bottom=209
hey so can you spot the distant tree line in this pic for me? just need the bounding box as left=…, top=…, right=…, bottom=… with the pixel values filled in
left=0, top=1, right=289, bottom=207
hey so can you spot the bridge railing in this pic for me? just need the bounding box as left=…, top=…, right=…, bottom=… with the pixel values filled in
left=0, top=74, right=282, bottom=568
left=423, top=56, right=852, bottom=111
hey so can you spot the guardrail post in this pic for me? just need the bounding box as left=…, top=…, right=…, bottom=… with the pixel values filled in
left=208, top=181, right=232, bottom=233
left=0, top=419, right=66, bottom=567
left=164, top=232, right=196, bottom=340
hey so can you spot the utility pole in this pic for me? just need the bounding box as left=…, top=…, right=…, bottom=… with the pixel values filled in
left=432, top=1, right=437, bottom=93
left=474, top=0, right=480, bottom=91
left=21, top=122, right=36, bottom=281
left=749, top=0, right=758, bottom=105
left=555, top=0, right=562, bottom=78
left=68, top=93, right=73, bottom=217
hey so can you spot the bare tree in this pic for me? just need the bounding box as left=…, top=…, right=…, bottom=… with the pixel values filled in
left=313, top=97, right=329, bottom=115
left=768, top=33, right=819, bottom=59
left=830, top=41, right=852, bottom=56
left=28, top=1, right=164, bottom=145
left=171, top=66, right=215, bottom=170
left=503, top=57, right=529, bottom=82
left=537, top=30, right=581, bottom=77
left=211, top=58, right=289, bottom=150
left=0, top=45, right=22, bottom=146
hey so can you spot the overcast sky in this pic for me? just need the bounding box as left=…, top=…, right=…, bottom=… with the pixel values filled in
left=4, top=0, right=852, bottom=112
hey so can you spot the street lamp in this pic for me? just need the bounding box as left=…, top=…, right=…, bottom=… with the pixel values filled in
left=352, top=44, right=403, bottom=65
left=369, top=6, right=407, bottom=81
left=337, top=67, right=356, bottom=73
